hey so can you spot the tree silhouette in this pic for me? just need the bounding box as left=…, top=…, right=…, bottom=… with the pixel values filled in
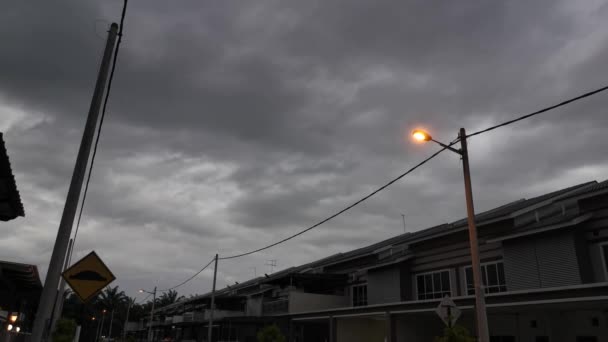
left=156, top=290, right=185, bottom=307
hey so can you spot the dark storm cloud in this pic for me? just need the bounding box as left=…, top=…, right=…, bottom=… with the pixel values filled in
left=1, top=0, right=608, bottom=296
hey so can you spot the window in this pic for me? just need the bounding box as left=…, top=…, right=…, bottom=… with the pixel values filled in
left=576, top=337, right=597, bottom=342
left=416, top=270, right=451, bottom=300
left=352, top=284, right=367, bottom=306
left=464, top=262, right=507, bottom=295
left=601, top=243, right=608, bottom=279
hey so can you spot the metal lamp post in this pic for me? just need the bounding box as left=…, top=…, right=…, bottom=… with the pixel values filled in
left=123, top=298, right=135, bottom=341
left=140, top=287, right=157, bottom=342
left=411, top=128, right=490, bottom=342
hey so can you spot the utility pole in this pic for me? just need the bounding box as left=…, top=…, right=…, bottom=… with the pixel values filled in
left=401, top=214, right=406, bottom=233
left=123, top=299, right=134, bottom=341
left=147, top=287, right=156, bottom=342
left=411, top=127, right=490, bottom=341
left=459, top=128, right=490, bottom=342
left=49, top=239, right=74, bottom=335
left=30, top=23, right=119, bottom=342
left=97, top=310, right=106, bottom=342
left=207, top=254, right=218, bottom=342
left=108, top=309, right=114, bottom=339
left=94, top=317, right=101, bottom=342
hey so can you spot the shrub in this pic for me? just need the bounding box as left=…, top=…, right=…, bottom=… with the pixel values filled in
left=434, top=324, right=476, bottom=342
left=257, top=324, right=286, bottom=342
left=52, top=319, right=77, bottom=342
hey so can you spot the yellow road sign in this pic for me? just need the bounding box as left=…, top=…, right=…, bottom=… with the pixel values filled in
left=62, top=251, right=115, bottom=302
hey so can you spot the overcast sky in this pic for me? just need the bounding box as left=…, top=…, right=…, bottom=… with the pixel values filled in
left=2, top=0, right=608, bottom=299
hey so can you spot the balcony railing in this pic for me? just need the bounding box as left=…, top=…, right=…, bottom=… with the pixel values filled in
left=262, top=299, right=288, bottom=315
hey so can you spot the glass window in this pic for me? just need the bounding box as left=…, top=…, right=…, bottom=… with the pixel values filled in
left=352, top=284, right=367, bottom=306
left=465, top=262, right=507, bottom=295
left=576, top=337, right=597, bottom=342
left=602, top=245, right=608, bottom=279
left=416, top=270, right=451, bottom=300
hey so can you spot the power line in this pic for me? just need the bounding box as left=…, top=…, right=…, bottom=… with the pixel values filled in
left=158, top=256, right=216, bottom=292
left=219, top=144, right=453, bottom=260
left=72, top=0, right=128, bottom=252
left=467, top=84, right=608, bottom=138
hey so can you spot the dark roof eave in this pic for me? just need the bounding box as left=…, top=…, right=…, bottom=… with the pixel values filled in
left=0, top=132, right=25, bottom=221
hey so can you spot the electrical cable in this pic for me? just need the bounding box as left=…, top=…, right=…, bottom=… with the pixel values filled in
left=219, top=143, right=454, bottom=260
left=158, top=257, right=216, bottom=292
left=467, top=84, right=608, bottom=138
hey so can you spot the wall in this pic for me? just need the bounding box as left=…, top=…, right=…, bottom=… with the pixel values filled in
left=589, top=243, right=607, bottom=282
left=337, top=317, right=385, bottom=342
left=288, top=292, right=349, bottom=313
left=246, top=296, right=262, bottom=316
left=368, top=265, right=401, bottom=305
left=394, top=314, right=452, bottom=342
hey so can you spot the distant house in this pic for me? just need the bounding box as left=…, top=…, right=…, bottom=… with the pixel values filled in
left=0, top=260, right=42, bottom=336
left=133, top=180, right=608, bottom=342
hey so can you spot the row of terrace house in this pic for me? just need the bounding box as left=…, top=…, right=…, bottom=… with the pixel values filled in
left=127, top=179, right=608, bottom=342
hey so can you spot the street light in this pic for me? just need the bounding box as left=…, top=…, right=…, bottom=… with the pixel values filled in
left=9, top=313, right=18, bottom=323
left=412, top=129, right=432, bottom=142
left=411, top=127, right=490, bottom=342
left=140, top=287, right=157, bottom=342
left=15, top=327, right=20, bottom=333
left=7, top=324, right=13, bottom=331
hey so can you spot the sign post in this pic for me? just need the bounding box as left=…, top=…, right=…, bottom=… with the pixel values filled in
left=62, top=251, right=116, bottom=302
left=435, top=296, right=461, bottom=328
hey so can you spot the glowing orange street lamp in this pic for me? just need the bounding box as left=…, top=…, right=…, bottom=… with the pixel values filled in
left=412, top=129, right=432, bottom=142
left=410, top=127, right=489, bottom=342
left=9, top=313, right=18, bottom=323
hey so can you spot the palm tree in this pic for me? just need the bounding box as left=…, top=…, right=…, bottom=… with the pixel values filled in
left=156, top=290, right=185, bottom=307
left=97, top=286, right=128, bottom=310
left=96, top=286, right=128, bottom=338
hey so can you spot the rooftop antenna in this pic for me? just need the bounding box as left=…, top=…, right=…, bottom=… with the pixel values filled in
left=252, top=267, right=257, bottom=278
left=401, top=214, right=406, bottom=233
left=266, top=260, right=277, bottom=274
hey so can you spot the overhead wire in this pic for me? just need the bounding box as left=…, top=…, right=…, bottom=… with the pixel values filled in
left=219, top=143, right=454, bottom=260
left=467, top=84, right=608, bottom=138
left=157, top=256, right=216, bottom=292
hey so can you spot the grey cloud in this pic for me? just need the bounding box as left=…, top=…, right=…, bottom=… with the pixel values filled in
left=2, top=0, right=608, bottom=297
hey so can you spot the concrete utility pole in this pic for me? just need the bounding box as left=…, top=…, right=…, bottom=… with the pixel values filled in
left=49, top=239, right=74, bottom=335
left=459, top=128, right=490, bottom=342
left=207, top=254, right=218, bottom=342
left=30, top=23, right=119, bottom=342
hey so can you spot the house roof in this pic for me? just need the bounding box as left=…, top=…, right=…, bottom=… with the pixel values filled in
left=0, top=133, right=24, bottom=221
left=486, top=212, right=593, bottom=243
left=0, top=260, right=42, bottom=290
